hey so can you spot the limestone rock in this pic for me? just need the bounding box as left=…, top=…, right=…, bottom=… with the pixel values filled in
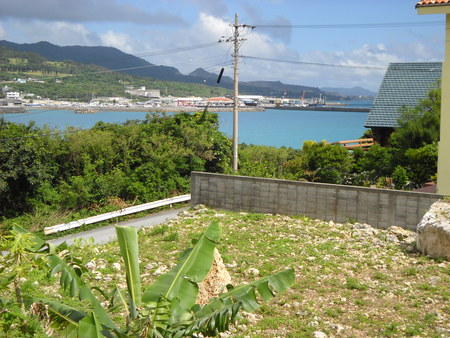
left=416, top=200, right=450, bottom=260
left=388, top=226, right=417, bottom=252
left=197, top=248, right=232, bottom=305
left=388, top=226, right=415, bottom=242
left=85, top=260, right=96, bottom=270
left=246, top=267, right=260, bottom=276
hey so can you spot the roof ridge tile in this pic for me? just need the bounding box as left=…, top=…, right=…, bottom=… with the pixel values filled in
left=416, top=0, right=450, bottom=7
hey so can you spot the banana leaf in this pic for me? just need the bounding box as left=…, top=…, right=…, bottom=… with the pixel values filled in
left=46, top=254, right=120, bottom=334
left=115, top=226, right=142, bottom=310
left=199, top=268, right=295, bottom=315
left=31, top=297, right=86, bottom=336
left=176, top=301, right=242, bottom=337
left=142, top=221, right=221, bottom=323
left=10, top=225, right=46, bottom=253
left=79, top=312, right=103, bottom=338
left=47, top=254, right=86, bottom=298
left=79, top=284, right=119, bottom=333
left=136, top=295, right=172, bottom=337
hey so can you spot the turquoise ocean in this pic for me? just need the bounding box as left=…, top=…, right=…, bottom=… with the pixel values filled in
left=2, top=101, right=372, bottom=149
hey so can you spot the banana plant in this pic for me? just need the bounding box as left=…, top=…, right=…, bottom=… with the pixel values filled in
left=29, top=222, right=295, bottom=337
left=0, top=225, right=55, bottom=335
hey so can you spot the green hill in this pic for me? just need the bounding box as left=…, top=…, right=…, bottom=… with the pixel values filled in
left=0, top=46, right=232, bottom=100
left=0, top=40, right=338, bottom=100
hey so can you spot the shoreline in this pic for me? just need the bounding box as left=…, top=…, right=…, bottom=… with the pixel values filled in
left=264, top=106, right=370, bottom=113
left=1, top=105, right=371, bottom=114
left=0, top=105, right=266, bottom=114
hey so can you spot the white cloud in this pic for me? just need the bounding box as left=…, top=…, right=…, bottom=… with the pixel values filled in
left=389, top=40, right=443, bottom=62
left=100, top=31, right=135, bottom=53
left=187, top=0, right=228, bottom=17
left=236, top=43, right=397, bottom=91
left=132, top=13, right=233, bottom=71
left=6, top=20, right=101, bottom=46
left=1, top=7, right=442, bottom=92
left=123, top=13, right=390, bottom=90
left=0, top=24, right=5, bottom=39
left=194, top=13, right=232, bottom=40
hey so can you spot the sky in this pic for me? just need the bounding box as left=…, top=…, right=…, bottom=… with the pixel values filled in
left=0, top=0, right=446, bottom=92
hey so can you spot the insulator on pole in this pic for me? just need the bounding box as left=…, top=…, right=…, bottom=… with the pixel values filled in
left=217, top=67, right=225, bottom=83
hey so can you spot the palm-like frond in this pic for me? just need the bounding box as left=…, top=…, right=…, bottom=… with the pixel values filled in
left=180, top=301, right=242, bottom=337
left=31, top=297, right=86, bottom=335
left=116, top=226, right=142, bottom=313
left=137, top=295, right=172, bottom=337
left=194, top=268, right=295, bottom=322
left=215, top=268, right=295, bottom=312
left=142, top=221, right=221, bottom=324
left=47, top=254, right=86, bottom=297
left=46, top=253, right=120, bottom=335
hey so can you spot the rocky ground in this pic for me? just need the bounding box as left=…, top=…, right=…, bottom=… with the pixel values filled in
left=6, top=206, right=446, bottom=336
left=68, top=206, right=449, bottom=337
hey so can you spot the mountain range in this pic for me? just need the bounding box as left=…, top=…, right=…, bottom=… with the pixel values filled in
left=0, top=40, right=374, bottom=99
left=320, top=86, right=376, bottom=97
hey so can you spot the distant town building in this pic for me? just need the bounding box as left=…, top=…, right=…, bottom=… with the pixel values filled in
left=6, top=92, right=20, bottom=100
left=176, top=97, right=202, bottom=106
left=27, top=77, right=45, bottom=83
left=125, top=86, right=161, bottom=98
left=90, top=97, right=131, bottom=106
left=0, top=98, right=22, bottom=107
left=365, top=62, right=442, bottom=145
left=204, top=97, right=233, bottom=106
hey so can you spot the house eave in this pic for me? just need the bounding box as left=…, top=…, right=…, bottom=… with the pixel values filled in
left=417, top=5, right=450, bottom=15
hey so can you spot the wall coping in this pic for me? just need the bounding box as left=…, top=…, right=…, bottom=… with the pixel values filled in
left=192, top=171, right=445, bottom=199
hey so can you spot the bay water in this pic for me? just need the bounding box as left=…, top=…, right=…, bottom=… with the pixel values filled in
left=2, top=101, right=371, bottom=149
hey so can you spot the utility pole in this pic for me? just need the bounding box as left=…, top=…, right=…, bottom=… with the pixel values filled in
left=232, top=13, right=239, bottom=173
left=219, top=14, right=253, bottom=172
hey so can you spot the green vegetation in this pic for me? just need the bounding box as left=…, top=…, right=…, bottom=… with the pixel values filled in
left=1, top=209, right=448, bottom=336
left=0, top=48, right=441, bottom=236
left=0, top=87, right=440, bottom=233
left=0, top=110, right=231, bottom=228
left=239, top=88, right=440, bottom=189
left=0, top=46, right=232, bottom=99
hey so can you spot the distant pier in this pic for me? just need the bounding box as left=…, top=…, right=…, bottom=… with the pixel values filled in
left=264, top=106, right=370, bottom=112
left=0, top=107, right=27, bottom=114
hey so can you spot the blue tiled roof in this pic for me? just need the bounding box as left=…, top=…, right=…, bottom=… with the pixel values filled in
left=365, top=62, right=442, bottom=128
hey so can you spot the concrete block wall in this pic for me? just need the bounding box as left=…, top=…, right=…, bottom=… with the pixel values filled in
left=191, top=172, right=445, bottom=230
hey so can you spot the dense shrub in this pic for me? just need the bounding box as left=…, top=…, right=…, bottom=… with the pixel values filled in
left=286, top=141, right=352, bottom=184
left=389, top=88, right=440, bottom=149
left=0, top=111, right=231, bottom=218
left=238, top=144, right=298, bottom=179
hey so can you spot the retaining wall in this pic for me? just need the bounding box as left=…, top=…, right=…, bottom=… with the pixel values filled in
left=191, top=172, right=444, bottom=230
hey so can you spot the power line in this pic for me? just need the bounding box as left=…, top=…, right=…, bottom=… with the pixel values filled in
left=241, top=55, right=387, bottom=70
left=253, top=20, right=444, bottom=29
left=135, top=42, right=219, bottom=58
left=6, top=41, right=223, bottom=80
left=57, top=41, right=221, bottom=66
left=45, top=42, right=229, bottom=79
left=241, top=55, right=443, bottom=73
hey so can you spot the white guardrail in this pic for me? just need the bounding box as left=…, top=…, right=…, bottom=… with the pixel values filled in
left=44, top=194, right=191, bottom=235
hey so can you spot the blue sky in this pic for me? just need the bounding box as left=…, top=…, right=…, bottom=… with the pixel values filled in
left=0, top=0, right=445, bottom=91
